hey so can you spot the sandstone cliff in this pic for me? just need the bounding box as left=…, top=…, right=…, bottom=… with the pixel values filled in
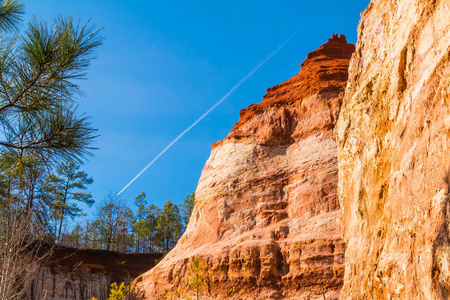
left=29, top=247, right=162, bottom=300
left=134, top=35, right=355, bottom=300
left=334, top=0, right=450, bottom=299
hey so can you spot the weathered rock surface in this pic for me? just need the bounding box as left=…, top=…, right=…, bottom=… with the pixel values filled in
left=134, top=35, right=355, bottom=299
left=29, top=247, right=162, bottom=300
left=335, top=0, right=450, bottom=299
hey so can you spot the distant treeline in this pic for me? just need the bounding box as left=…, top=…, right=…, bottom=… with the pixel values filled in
left=1, top=156, right=194, bottom=255
left=59, top=191, right=195, bottom=254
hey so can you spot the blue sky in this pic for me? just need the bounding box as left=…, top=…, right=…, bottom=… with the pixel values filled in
left=25, top=1, right=369, bottom=213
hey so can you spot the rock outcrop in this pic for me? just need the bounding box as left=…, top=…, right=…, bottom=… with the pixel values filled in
left=29, top=247, right=162, bottom=300
left=134, top=35, right=355, bottom=299
left=335, top=0, right=450, bottom=299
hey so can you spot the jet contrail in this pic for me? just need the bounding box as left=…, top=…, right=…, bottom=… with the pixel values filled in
left=117, top=28, right=302, bottom=196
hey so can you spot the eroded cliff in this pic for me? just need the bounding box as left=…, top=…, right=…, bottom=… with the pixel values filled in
left=29, top=247, right=162, bottom=300
left=135, top=35, right=355, bottom=300
left=335, top=0, right=450, bottom=298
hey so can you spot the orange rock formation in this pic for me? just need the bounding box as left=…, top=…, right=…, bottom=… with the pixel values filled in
left=335, top=0, right=450, bottom=298
left=135, top=35, right=355, bottom=299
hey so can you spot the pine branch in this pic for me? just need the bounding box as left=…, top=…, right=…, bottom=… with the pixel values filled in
left=0, top=0, right=24, bottom=32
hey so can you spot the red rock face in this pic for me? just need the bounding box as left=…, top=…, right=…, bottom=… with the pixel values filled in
left=134, top=35, right=355, bottom=300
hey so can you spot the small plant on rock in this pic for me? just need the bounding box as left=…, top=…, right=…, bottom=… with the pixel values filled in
left=186, top=256, right=213, bottom=300
left=107, top=282, right=143, bottom=300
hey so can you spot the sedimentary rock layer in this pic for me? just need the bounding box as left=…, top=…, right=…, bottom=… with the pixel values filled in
left=335, top=0, right=450, bottom=298
left=29, top=247, right=162, bottom=300
left=135, top=34, right=355, bottom=300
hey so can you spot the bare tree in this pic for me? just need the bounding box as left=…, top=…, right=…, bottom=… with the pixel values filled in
left=0, top=197, right=51, bottom=300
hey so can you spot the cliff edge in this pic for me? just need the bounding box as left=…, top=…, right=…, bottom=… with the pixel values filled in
left=134, top=35, right=355, bottom=300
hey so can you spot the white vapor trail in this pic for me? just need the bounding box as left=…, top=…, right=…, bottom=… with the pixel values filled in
left=117, top=28, right=302, bottom=196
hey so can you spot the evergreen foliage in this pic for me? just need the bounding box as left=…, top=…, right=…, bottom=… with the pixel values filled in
left=186, top=256, right=213, bottom=300
left=45, top=161, right=94, bottom=243
left=0, top=5, right=195, bottom=298
left=0, top=14, right=101, bottom=176
left=181, top=192, right=195, bottom=227
left=0, top=0, right=102, bottom=298
left=158, top=199, right=183, bottom=252
left=132, top=192, right=160, bottom=253
left=60, top=192, right=195, bottom=254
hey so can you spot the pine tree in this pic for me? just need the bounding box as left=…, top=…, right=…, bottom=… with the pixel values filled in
left=181, top=192, right=195, bottom=229
left=0, top=1, right=102, bottom=298
left=144, top=204, right=160, bottom=252
left=0, top=14, right=101, bottom=175
left=45, top=161, right=94, bottom=243
left=158, top=200, right=183, bottom=252
left=133, top=192, right=147, bottom=253
left=186, top=257, right=212, bottom=300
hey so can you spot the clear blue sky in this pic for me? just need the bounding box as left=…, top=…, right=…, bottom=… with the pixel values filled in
left=25, top=1, right=369, bottom=212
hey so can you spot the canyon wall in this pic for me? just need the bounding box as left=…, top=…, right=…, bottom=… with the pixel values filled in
left=29, top=247, right=162, bottom=300
left=335, top=0, right=450, bottom=299
left=134, top=35, right=355, bottom=300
